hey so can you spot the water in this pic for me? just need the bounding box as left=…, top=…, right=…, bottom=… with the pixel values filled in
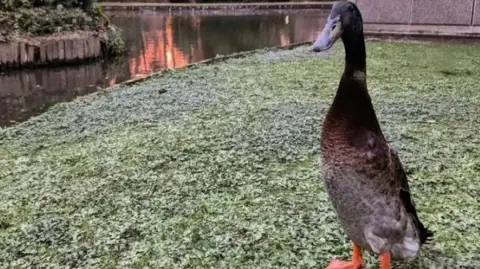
left=0, top=9, right=328, bottom=126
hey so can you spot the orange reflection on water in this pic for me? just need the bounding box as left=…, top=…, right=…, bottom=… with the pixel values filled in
left=128, top=16, right=200, bottom=77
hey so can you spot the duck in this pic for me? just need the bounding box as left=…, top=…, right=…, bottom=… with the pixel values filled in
left=312, top=1, right=434, bottom=269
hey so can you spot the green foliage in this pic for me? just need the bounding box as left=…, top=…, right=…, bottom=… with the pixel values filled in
left=0, top=42, right=479, bottom=268
left=0, top=0, right=97, bottom=12
left=0, top=7, right=96, bottom=37
left=33, top=0, right=97, bottom=9
left=0, top=2, right=125, bottom=54
left=105, top=25, right=125, bottom=55
left=0, top=0, right=31, bottom=10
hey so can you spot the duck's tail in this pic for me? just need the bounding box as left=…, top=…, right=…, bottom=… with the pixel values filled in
left=399, top=187, right=434, bottom=246
left=416, top=218, right=434, bottom=246
left=394, top=155, right=434, bottom=246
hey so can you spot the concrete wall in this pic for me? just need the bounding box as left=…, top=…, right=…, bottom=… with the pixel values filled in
left=475, top=0, right=480, bottom=25
left=358, top=0, right=480, bottom=26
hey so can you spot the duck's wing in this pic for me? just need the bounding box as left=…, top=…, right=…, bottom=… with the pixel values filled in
left=389, top=146, right=434, bottom=245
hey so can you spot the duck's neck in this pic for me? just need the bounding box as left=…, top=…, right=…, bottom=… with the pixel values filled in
left=343, top=31, right=366, bottom=71
left=328, top=32, right=382, bottom=136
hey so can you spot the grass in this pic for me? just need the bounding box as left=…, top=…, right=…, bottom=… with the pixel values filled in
left=0, top=41, right=479, bottom=268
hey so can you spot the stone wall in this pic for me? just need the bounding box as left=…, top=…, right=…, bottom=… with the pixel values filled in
left=357, top=0, right=480, bottom=26
left=0, top=32, right=105, bottom=70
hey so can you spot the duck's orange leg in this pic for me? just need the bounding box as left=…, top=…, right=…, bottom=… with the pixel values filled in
left=325, top=243, right=364, bottom=269
left=380, top=252, right=391, bottom=269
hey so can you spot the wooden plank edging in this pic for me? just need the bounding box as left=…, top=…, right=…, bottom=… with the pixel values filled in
left=0, top=34, right=106, bottom=71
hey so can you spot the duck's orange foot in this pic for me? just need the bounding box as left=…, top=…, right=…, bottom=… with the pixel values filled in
left=325, top=259, right=364, bottom=269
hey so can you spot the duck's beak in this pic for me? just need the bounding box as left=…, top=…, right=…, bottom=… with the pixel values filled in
left=313, top=17, right=342, bottom=52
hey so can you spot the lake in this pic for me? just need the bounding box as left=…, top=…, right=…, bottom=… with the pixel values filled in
left=0, top=9, right=328, bottom=126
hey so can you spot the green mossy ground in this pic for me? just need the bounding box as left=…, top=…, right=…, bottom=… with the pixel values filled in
left=0, top=41, right=479, bottom=268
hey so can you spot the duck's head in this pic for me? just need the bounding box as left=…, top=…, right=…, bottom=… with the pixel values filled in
left=313, top=0, right=363, bottom=52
